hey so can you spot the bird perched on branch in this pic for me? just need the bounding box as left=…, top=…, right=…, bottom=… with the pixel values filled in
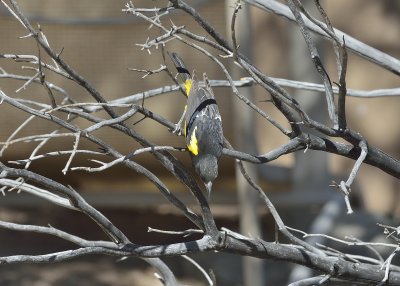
left=169, top=52, right=224, bottom=198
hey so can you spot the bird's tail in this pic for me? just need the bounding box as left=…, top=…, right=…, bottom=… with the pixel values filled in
left=169, top=52, right=192, bottom=96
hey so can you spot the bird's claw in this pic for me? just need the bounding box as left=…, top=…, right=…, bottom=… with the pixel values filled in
left=172, top=124, right=182, bottom=135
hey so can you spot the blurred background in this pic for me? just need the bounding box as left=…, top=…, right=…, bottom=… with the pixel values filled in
left=0, top=0, right=399, bottom=285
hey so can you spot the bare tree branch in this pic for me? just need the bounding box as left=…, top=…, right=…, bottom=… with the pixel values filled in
left=1, top=0, right=399, bottom=284
left=287, top=0, right=338, bottom=128
left=244, top=0, right=400, bottom=75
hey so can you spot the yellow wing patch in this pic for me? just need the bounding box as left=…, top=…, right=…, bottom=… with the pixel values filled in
left=187, top=126, right=199, bottom=155
left=184, top=79, right=192, bottom=97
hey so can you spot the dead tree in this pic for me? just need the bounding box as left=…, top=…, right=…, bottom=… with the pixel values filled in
left=0, top=0, right=400, bottom=285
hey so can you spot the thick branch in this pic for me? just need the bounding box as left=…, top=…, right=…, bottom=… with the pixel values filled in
left=0, top=233, right=399, bottom=285
left=244, top=0, right=400, bottom=75
left=222, top=134, right=400, bottom=178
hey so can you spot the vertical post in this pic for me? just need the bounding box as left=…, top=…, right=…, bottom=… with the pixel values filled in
left=288, top=0, right=330, bottom=282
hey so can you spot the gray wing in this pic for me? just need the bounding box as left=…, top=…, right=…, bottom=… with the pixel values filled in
left=185, top=79, right=220, bottom=128
left=185, top=78, right=223, bottom=155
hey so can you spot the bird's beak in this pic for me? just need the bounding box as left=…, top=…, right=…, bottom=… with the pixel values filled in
left=205, top=181, right=213, bottom=200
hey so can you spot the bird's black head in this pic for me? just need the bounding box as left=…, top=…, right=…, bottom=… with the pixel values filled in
left=194, top=154, right=218, bottom=184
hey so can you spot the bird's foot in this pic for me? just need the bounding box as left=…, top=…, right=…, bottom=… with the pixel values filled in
left=172, top=124, right=182, bottom=135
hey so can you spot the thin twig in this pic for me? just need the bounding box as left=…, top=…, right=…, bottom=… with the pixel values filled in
left=182, top=255, right=214, bottom=286
left=287, top=0, right=338, bottom=128
left=330, top=140, right=368, bottom=214
left=71, top=146, right=186, bottom=172
left=287, top=226, right=399, bottom=249
left=128, top=64, right=167, bottom=79
left=380, top=247, right=400, bottom=284
left=148, top=227, right=203, bottom=237
left=62, top=132, right=81, bottom=175
left=9, top=150, right=105, bottom=166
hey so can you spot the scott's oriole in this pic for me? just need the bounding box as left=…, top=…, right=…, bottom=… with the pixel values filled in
left=170, top=52, right=223, bottom=198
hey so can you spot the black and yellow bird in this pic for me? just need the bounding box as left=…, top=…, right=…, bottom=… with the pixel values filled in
left=169, top=52, right=223, bottom=198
